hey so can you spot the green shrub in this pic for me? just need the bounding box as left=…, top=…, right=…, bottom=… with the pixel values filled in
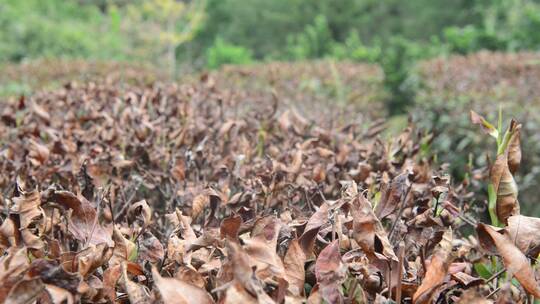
left=442, top=1, right=540, bottom=54
left=376, top=36, right=447, bottom=115
left=444, top=26, right=509, bottom=54
left=285, top=15, right=334, bottom=60
left=331, top=31, right=380, bottom=63
left=0, top=0, right=128, bottom=62
left=206, top=38, right=253, bottom=69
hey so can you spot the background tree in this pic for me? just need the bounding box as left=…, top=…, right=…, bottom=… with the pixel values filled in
left=123, top=0, right=206, bottom=77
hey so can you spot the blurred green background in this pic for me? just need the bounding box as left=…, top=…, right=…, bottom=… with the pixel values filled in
left=3, top=0, right=540, bottom=111
left=2, top=0, right=540, bottom=214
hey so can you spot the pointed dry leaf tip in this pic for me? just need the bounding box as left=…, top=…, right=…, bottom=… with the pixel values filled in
left=110, top=227, right=137, bottom=266
left=470, top=110, right=498, bottom=139
left=413, top=229, right=453, bottom=304
left=506, top=119, right=521, bottom=174
left=490, top=152, right=520, bottom=225
left=299, top=202, right=329, bottom=255
left=476, top=223, right=540, bottom=297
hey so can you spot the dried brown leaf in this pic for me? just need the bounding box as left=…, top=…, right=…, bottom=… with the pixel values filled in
left=506, top=215, right=540, bottom=257
left=128, top=199, right=152, bottom=227
left=50, top=190, right=112, bottom=246
left=507, top=119, right=522, bottom=173
left=110, top=227, right=137, bottom=266
left=283, top=239, right=306, bottom=297
left=152, top=266, right=214, bottom=304
left=476, top=223, right=540, bottom=297
left=4, top=277, right=45, bottom=304
left=121, top=262, right=151, bottom=304
left=27, top=139, right=50, bottom=166
left=44, top=284, right=75, bottom=304
left=315, top=240, right=346, bottom=304
left=413, top=229, right=453, bottom=304
left=12, top=189, right=43, bottom=229
left=351, top=195, right=397, bottom=261
left=0, top=248, right=30, bottom=303
left=490, top=153, right=520, bottom=225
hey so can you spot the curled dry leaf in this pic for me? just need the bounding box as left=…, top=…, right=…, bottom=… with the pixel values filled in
left=175, top=265, right=207, bottom=288
left=0, top=218, right=17, bottom=249
left=28, top=259, right=81, bottom=294
left=110, top=227, right=137, bottom=266
left=243, top=236, right=285, bottom=283
left=102, top=265, right=121, bottom=302
left=476, top=223, right=540, bottom=297
left=151, top=266, right=214, bottom=304
left=351, top=194, right=397, bottom=262
left=413, top=229, right=453, bottom=304
left=223, top=281, right=259, bottom=304
left=2, top=63, right=534, bottom=302
left=220, top=214, right=242, bottom=241
left=30, top=101, right=51, bottom=122
left=490, top=153, right=520, bottom=225
left=128, top=199, right=152, bottom=227
left=287, top=149, right=303, bottom=174
left=299, top=203, right=329, bottom=255
left=138, top=232, right=165, bottom=263
left=11, top=189, right=43, bottom=229
left=507, top=119, right=521, bottom=174
left=192, top=192, right=210, bottom=220
left=172, top=158, right=186, bottom=182
left=451, top=272, right=483, bottom=288
left=225, top=241, right=275, bottom=303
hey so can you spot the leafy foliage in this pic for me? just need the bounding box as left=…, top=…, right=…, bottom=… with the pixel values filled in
left=0, top=0, right=127, bottom=62
left=206, top=38, right=253, bottom=69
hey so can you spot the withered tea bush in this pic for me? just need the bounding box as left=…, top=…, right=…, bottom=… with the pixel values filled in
left=414, top=51, right=540, bottom=215
left=1, top=62, right=540, bottom=302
